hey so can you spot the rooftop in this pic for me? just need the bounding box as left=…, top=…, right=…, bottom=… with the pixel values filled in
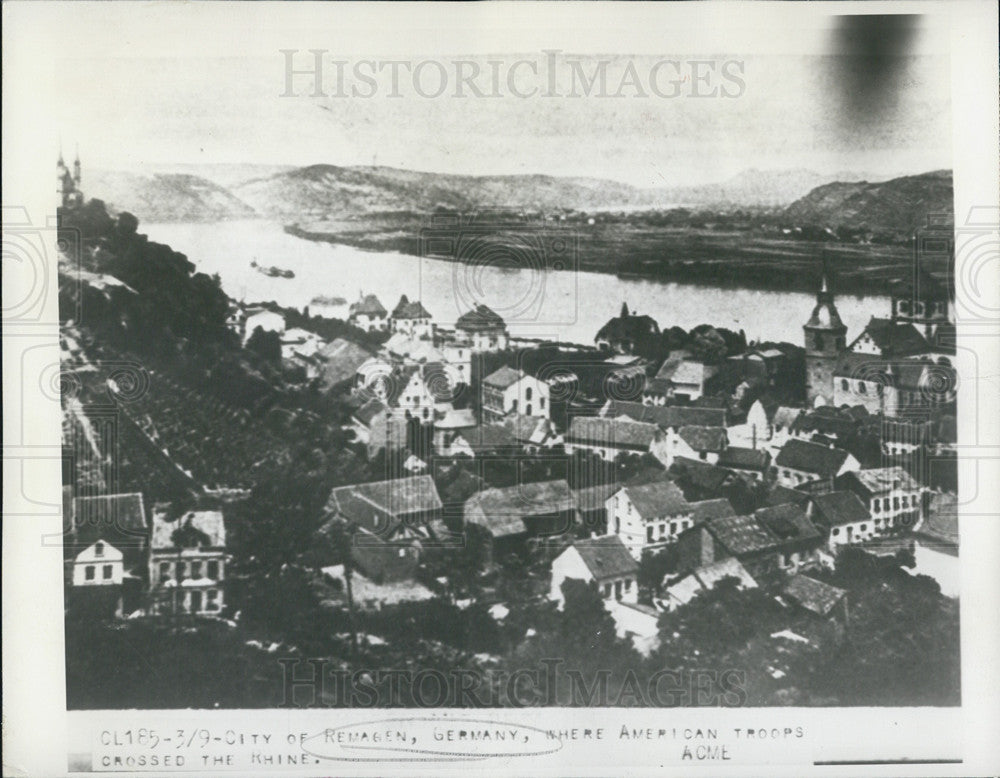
left=854, top=317, right=929, bottom=357
left=567, top=415, right=659, bottom=449
left=349, top=293, right=388, bottom=318
left=482, top=365, right=523, bottom=389
left=622, top=479, right=691, bottom=519
left=151, top=509, right=225, bottom=550
left=603, top=399, right=727, bottom=429
left=465, top=479, right=576, bottom=537
left=775, top=439, right=852, bottom=477
left=455, top=303, right=506, bottom=333
left=709, top=514, right=780, bottom=556
left=391, top=294, right=432, bottom=320
left=784, top=574, right=847, bottom=617
left=326, top=475, right=442, bottom=535
left=689, top=498, right=737, bottom=523
left=810, top=490, right=871, bottom=527
left=572, top=535, right=639, bottom=581
left=717, top=446, right=771, bottom=471
left=844, top=466, right=921, bottom=496
left=678, top=425, right=728, bottom=454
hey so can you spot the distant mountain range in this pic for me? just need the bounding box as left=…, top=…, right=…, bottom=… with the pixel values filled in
left=86, top=164, right=952, bottom=235
left=782, top=170, right=954, bottom=235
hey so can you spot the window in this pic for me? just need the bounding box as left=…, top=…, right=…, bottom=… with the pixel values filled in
left=160, top=561, right=171, bottom=579
left=525, top=387, right=533, bottom=401
left=511, top=399, right=518, bottom=412
left=85, top=565, right=95, bottom=581
left=207, top=560, right=219, bottom=579
left=604, top=583, right=612, bottom=598
left=872, top=501, right=880, bottom=513
left=893, top=497, right=900, bottom=511
left=526, top=404, right=532, bottom=416
left=832, top=528, right=840, bottom=536
left=670, top=521, right=677, bottom=535
left=841, top=379, right=850, bottom=391
left=814, top=335, right=824, bottom=350
left=901, top=495, right=909, bottom=508
left=540, top=397, right=545, bottom=409
left=646, top=526, right=654, bottom=543
left=858, top=381, right=867, bottom=394
left=883, top=497, right=891, bottom=512
left=191, top=561, right=202, bottom=578
left=860, top=524, right=868, bottom=532
left=102, top=564, right=113, bottom=580
left=177, top=562, right=186, bottom=579
left=95, top=542, right=105, bottom=557
left=207, top=589, right=219, bottom=609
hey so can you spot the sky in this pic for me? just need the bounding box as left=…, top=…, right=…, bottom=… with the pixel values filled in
left=47, top=5, right=952, bottom=188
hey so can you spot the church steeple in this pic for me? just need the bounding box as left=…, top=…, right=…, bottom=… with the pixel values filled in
left=803, top=260, right=848, bottom=407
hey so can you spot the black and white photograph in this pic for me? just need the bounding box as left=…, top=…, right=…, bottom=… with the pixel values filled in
left=3, top=1, right=999, bottom=776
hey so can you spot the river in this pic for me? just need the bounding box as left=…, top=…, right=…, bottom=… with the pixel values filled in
left=144, top=219, right=890, bottom=346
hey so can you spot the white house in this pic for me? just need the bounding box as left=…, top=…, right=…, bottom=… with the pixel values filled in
left=348, top=293, right=389, bottom=332
left=808, top=490, right=876, bottom=549
left=72, top=540, right=125, bottom=586
left=481, top=366, right=550, bottom=422
left=666, top=425, right=728, bottom=466
left=549, top=536, right=639, bottom=605
left=390, top=295, right=434, bottom=339
left=243, top=309, right=286, bottom=345
left=837, top=466, right=924, bottom=532
left=565, top=416, right=669, bottom=463
left=774, top=438, right=860, bottom=488
left=149, top=508, right=227, bottom=617
left=455, top=304, right=508, bottom=352
left=605, top=479, right=694, bottom=560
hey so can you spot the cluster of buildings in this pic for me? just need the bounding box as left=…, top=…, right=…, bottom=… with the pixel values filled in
left=64, top=493, right=227, bottom=619
left=64, top=262, right=958, bottom=658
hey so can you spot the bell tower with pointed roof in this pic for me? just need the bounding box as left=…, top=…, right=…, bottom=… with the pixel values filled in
left=804, top=261, right=848, bottom=407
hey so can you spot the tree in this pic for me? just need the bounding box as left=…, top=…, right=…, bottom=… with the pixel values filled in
left=246, top=326, right=282, bottom=363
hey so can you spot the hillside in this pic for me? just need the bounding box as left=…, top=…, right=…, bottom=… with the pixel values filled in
left=782, top=170, right=953, bottom=237
left=86, top=170, right=256, bottom=222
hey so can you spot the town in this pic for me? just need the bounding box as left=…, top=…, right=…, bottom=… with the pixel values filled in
left=57, top=155, right=960, bottom=709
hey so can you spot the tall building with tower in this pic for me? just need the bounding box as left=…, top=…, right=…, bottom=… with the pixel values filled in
left=58, top=145, right=83, bottom=208
left=803, top=268, right=847, bottom=407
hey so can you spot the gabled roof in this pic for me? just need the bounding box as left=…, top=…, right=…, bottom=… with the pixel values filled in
left=622, top=479, right=691, bottom=519
left=717, top=446, right=771, bottom=471
left=567, top=416, right=659, bottom=449
left=483, top=365, right=523, bottom=389
left=678, top=425, right=728, bottom=454
left=670, top=456, right=737, bottom=494
left=326, top=476, right=442, bottom=535
left=852, top=317, right=929, bottom=357
left=784, top=574, right=846, bottom=616
left=465, top=479, right=575, bottom=537
left=753, top=503, right=821, bottom=545
left=151, top=510, right=225, bottom=550
left=810, top=490, right=871, bottom=527
left=455, top=303, right=505, bottom=333
left=708, top=514, right=779, bottom=556
left=672, top=360, right=716, bottom=387
left=694, top=557, right=757, bottom=590
left=391, top=295, right=432, bottom=320
left=455, top=422, right=519, bottom=453
left=317, top=338, right=374, bottom=388
left=772, top=406, right=802, bottom=429
left=71, top=493, right=147, bottom=542
left=571, top=482, right=621, bottom=512
left=775, top=439, right=851, bottom=477
left=602, top=399, right=727, bottom=429
left=841, top=466, right=921, bottom=497
left=571, top=536, right=639, bottom=581
left=765, top=484, right=811, bottom=508
left=349, top=294, right=387, bottom=318
left=689, top=498, right=737, bottom=522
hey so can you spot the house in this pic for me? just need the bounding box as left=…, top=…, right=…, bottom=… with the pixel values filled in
left=464, top=479, right=579, bottom=565
left=455, top=303, right=508, bottom=351
left=148, top=508, right=227, bottom=616
left=669, top=425, right=728, bottom=465
left=774, top=439, right=859, bottom=488
left=642, top=351, right=690, bottom=405
left=571, top=482, right=619, bottom=537
left=68, top=493, right=149, bottom=571
left=600, top=399, right=727, bottom=430
left=716, top=446, right=772, bottom=480
left=348, top=293, right=388, bottom=332
left=783, top=574, right=847, bottom=620
left=847, top=317, right=930, bottom=359
left=393, top=362, right=453, bottom=422
left=389, top=295, right=433, bottom=339
left=675, top=504, right=822, bottom=579
left=449, top=421, right=520, bottom=458
left=808, top=490, right=874, bottom=548
left=243, top=308, right=286, bottom=345
left=316, top=338, right=374, bottom=392
left=663, top=557, right=757, bottom=611
left=668, top=456, right=741, bottom=501
left=280, top=327, right=324, bottom=361
left=321, top=476, right=442, bottom=581
left=564, top=416, right=668, bottom=462
left=432, top=407, right=478, bottom=456
left=605, top=479, right=693, bottom=559
left=670, top=360, right=718, bottom=402
left=549, top=535, right=639, bottom=605
left=832, top=352, right=956, bottom=418
left=72, top=540, right=125, bottom=587
left=837, top=466, right=923, bottom=532
left=594, top=304, right=660, bottom=355
left=689, top=497, right=737, bottom=524
left=481, top=366, right=550, bottom=421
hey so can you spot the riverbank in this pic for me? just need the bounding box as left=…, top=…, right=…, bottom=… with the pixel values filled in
left=284, top=216, right=930, bottom=297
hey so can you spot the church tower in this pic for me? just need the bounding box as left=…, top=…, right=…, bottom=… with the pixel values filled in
left=73, top=144, right=82, bottom=188
left=803, top=267, right=847, bottom=407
